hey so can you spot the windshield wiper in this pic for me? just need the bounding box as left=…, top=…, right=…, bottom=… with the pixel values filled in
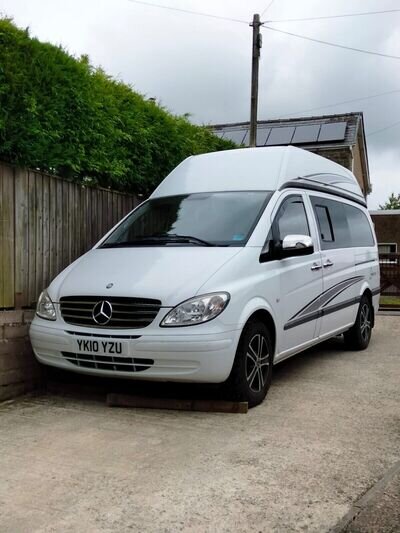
left=101, top=234, right=218, bottom=248
left=101, top=239, right=163, bottom=248
left=153, top=234, right=217, bottom=246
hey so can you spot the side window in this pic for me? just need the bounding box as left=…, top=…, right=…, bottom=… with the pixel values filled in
left=344, top=205, right=375, bottom=247
left=311, top=197, right=351, bottom=249
left=274, top=195, right=310, bottom=241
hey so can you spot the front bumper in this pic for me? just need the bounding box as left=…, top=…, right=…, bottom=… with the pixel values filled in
left=29, top=319, right=241, bottom=383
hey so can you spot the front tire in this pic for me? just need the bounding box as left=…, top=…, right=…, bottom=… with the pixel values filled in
left=343, top=294, right=373, bottom=350
left=224, top=321, right=273, bottom=407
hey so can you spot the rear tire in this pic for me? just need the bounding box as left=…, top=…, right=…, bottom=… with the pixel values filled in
left=224, top=320, right=273, bottom=407
left=343, top=294, right=372, bottom=350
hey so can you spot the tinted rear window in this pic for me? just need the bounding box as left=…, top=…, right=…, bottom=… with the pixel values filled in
left=344, top=204, right=375, bottom=247
left=311, top=197, right=374, bottom=249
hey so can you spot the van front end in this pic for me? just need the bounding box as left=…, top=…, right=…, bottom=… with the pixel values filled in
left=30, top=292, right=243, bottom=384
left=29, top=187, right=272, bottom=387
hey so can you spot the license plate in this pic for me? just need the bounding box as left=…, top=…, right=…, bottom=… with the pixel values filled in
left=74, top=338, right=129, bottom=356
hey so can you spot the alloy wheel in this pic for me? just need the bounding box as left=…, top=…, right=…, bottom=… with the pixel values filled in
left=360, top=303, right=371, bottom=343
left=245, top=333, right=270, bottom=393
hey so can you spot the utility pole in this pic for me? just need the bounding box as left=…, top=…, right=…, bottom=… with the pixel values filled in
left=249, top=13, right=262, bottom=147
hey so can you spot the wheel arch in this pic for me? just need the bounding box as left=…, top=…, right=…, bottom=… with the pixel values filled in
left=244, top=308, right=277, bottom=359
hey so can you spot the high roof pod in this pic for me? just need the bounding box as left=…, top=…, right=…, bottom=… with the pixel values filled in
left=209, top=111, right=371, bottom=197
left=151, top=146, right=365, bottom=206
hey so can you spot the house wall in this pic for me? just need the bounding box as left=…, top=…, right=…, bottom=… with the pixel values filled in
left=370, top=214, right=400, bottom=252
left=311, top=146, right=352, bottom=172
left=352, top=141, right=365, bottom=195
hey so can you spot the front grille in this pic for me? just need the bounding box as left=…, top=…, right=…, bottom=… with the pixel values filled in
left=62, top=351, right=153, bottom=372
left=60, top=296, right=161, bottom=329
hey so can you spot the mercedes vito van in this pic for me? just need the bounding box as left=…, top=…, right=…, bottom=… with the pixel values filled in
left=30, top=146, right=380, bottom=406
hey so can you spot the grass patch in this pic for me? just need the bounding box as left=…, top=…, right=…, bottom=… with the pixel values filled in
left=380, top=295, right=400, bottom=307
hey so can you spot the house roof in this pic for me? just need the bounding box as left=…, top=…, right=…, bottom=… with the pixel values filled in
left=210, top=112, right=363, bottom=149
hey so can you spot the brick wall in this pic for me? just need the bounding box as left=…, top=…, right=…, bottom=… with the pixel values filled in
left=0, top=310, right=43, bottom=401
left=370, top=214, right=400, bottom=251
left=309, top=147, right=352, bottom=170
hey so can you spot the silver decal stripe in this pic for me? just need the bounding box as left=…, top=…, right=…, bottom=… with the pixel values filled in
left=284, top=276, right=364, bottom=331
left=289, top=276, right=364, bottom=321
left=284, top=296, right=362, bottom=330
left=320, top=277, right=365, bottom=310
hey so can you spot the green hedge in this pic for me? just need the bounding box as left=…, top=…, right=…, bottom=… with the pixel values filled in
left=0, top=18, right=235, bottom=193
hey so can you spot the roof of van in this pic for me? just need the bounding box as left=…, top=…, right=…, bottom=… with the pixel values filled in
left=151, top=146, right=364, bottom=202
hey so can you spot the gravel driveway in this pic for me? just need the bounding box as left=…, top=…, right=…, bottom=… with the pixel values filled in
left=0, top=315, right=399, bottom=532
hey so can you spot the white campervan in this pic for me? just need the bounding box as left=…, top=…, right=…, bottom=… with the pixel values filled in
left=30, top=147, right=380, bottom=406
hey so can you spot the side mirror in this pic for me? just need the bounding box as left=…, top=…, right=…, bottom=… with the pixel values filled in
left=280, top=234, right=314, bottom=258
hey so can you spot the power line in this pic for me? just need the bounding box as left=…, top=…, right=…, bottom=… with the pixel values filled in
left=266, top=8, right=400, bottom=24
left=123, top=3, right=399, bottom=129
left=261, top=0, right=275, bottom=18
left=126, top=0, right=248, bottom=25
left=270, top=89, right=400, bottom=119
left=261, top=25, right=400, bottom=60
left=367, top=119, right=400, bottom=137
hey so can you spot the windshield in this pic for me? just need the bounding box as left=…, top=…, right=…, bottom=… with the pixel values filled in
left=101, top=191, right=272, bottom=247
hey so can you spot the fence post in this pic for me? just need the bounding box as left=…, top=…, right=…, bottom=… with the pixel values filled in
left=14, top=167, right=29, bottom=308
left=0, top=164, right=15, bottom=308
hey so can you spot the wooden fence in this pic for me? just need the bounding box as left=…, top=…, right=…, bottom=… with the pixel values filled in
left=0, top=162, right=140, bottom=309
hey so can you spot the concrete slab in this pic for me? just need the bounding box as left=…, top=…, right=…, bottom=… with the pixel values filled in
left=0, top=316, right=399, bottom=532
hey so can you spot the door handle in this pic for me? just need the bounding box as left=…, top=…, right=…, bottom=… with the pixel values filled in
left=311, top=263, right=322, bottom=271
left=323, top=260, right=334, bottom=268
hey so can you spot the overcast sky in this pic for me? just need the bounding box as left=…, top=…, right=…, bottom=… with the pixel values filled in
left=1, top=0, right=400, bottom=207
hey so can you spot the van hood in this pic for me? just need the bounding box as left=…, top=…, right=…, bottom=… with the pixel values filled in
left=50, top=247, right=243, bottom=306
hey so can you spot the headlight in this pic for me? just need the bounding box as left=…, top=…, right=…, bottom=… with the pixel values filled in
left=160, top=292, right=230, bottom=327
left=36, top=290, right=56, bottom=321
